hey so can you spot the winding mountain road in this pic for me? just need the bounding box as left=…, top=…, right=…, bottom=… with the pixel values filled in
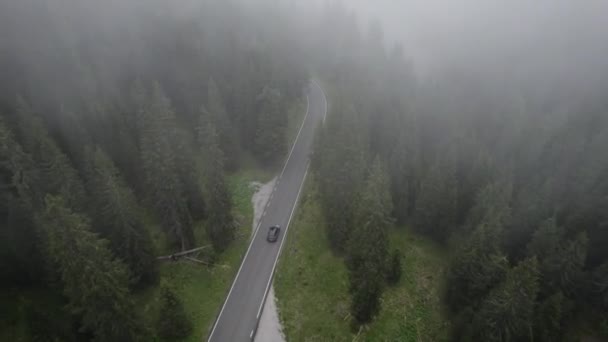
left=208, top=80, right=327, bottom=341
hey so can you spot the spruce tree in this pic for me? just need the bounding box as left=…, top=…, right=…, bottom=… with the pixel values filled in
left=446, top=219, right=509, bottom=311
left=413, top=160, right=458, bottom=242
left=528, top=219, right=588, bottom=296
left=347, top=158, right=392, bottom=325
left=138, top=83, right=195, bottom=251
left=471, top=257, right=540, bottom=342
left=315, top=103, right=367, bottom=253
left=13, top=98, right=86, bottom=211
left=207, top=78, right=238, bottom=169
left=157, top=281, right=192, bottom=340
left=84, top=146, right=158, bottom=286
left=464, top=181, right=512, bottom=233
left=0, top=117, right=42, bottom=209
left=0, top=119, right=46, bottom=285
left=254, top=86, right=286, bottom=164
left=40, top=195, right=145, bottom=341
left=388, top=128, right=418, bottom=223
left=197, top=107, right=234, bottom=252
left=534, top=292, right=565, bottom=342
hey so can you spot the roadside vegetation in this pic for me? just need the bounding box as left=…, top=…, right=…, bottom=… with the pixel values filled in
left=2, top=0, right=608, bottom=341
left=275, top=180, right=449, bottom=341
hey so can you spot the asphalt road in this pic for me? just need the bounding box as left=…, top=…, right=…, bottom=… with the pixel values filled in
left=208, top=80, right=327, bottom=342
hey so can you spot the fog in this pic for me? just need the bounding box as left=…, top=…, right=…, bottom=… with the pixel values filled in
left=346, top=0, right=608, bottom=83
left=2, top=1, right=608, bottom=340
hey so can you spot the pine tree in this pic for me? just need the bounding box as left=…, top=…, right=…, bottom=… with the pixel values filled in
left=388, top=128, right=418, bottom=224
left=464, top=181, right=512, bottom=233
left=254, top=86, right=286, bottom=164
left=207, top=78, right=238, bottom=169
left=446, top=219, right=509, bottom=311
left=13, top=98, right=86, bottom=211
left=197, top=107, right=234, bottom=252
left=138, top=83, right=195, bottom=251
left=528, top=219, right=588, bottom=296
left=0, top=119, right=47, bottom=286
left=471, top=257, right=540, bottom=342
left=157, top=281, right=192, bottom=340
left=0, top=117, right=42, bottom=209
left=315, top=103, right=367, bottom=253
left=40, top=195, right=145, bottom=341
left=413, top=160, right=458, bottom=242
left=84, top=146, right=158, bottom=286
left=167, top=107, right=206, bottom=222
left=347, top=158, right=392, bottom=325
left=534, top=292, right=565, bottom=342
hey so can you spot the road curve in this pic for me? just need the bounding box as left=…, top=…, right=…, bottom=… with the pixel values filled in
left=208, top=80, right=327, bottom=341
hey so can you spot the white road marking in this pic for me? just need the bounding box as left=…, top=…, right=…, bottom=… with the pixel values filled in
left=250, top=329, right=254, bottom=339
left=208, top=85, right=312, bottom=341
left=255, top=165, right=310, bottom=325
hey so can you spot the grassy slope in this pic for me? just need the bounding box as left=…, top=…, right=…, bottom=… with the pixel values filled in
left=275, top=180, right=450, bottom=341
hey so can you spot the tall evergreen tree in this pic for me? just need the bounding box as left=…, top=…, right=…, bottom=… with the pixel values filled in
left=534, top=291, right=565, bottom=342
left=0, top=118, right=45, bottom=285
left=528, top=219, right=588, bottom=296
left=156, top=281, right=192, bottom=340
left=254, top=86, right=286, bottom=164
left=0, top=117, right=42, bottom=209
left=197, top=107, right=234, bottom=252
left=40, top=195, right=145, bottom=341
left=206, top=78, right=238, bottom=169
left=413, top=160, right=458, bottom=242
left=138, top=83, right=194, bottom=251
left=346, top=158, right=392, bottom=325
left=314, top=103, right=367, bottom=253
left=446, top=219, right=509, bottom=311
left=388, top=128, right=418, bottom=223
left=13, top=98, right=86, bottom=211
left=464, top=181, right=512, bottom=233
left=84, top=146, right=158, bottom=286
left=470, top=257, right=540, bottom=342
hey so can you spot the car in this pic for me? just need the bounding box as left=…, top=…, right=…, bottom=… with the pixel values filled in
left=267, top=225, right=281, bottom=242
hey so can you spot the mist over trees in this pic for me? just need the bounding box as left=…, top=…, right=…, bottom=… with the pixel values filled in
left=1, top=0, right=607, bottom=340
left=307, top=0, right=608, bottom=338
left=0, top=0, right=306, bottom=339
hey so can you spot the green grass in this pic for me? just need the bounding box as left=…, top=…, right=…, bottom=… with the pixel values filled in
left=275, top=180, right=450, bottom=341
left=136, top=167, right=267, bottom=341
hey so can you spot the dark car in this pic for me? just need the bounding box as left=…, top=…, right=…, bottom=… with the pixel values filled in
left=267, top=225, right=281, bottom=242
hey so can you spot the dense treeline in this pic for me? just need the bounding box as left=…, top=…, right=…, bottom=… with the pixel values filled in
left=309, top=3, right=608, bottom=339
left=2, top=0, right=607, bottom=340
left=0, top=0, right=306, bottom=340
